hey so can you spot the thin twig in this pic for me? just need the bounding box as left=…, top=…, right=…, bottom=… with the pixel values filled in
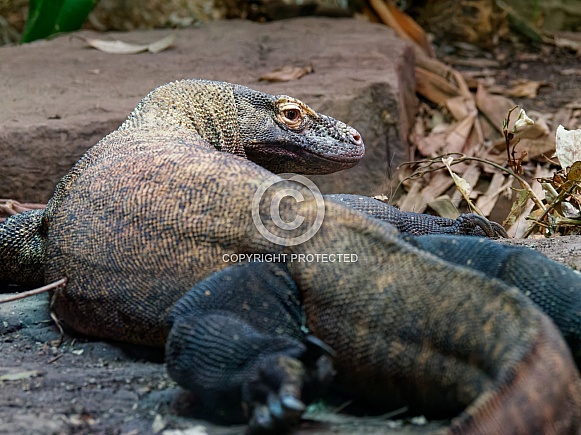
left=522, top=181, right=579, bottom=238
left=0, top=278, right=67, bottom=304
left=398, top=153, right=546, bottom=212
left=47, top=354, right=64, bottom=364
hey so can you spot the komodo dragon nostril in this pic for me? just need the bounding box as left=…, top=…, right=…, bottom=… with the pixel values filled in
left=349, top=128, right=362, bottom=146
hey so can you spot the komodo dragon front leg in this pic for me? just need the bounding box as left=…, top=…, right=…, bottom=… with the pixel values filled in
left=326, top=194, right=508, bottom=238
left=166, top=261, right=335, bottom=431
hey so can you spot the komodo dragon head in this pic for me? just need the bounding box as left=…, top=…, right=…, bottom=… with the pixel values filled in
left=120, top=79, right=364, bottom=174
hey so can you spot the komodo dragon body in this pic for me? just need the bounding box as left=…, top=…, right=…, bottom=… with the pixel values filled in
left=1, top=79, right=580, bottom=433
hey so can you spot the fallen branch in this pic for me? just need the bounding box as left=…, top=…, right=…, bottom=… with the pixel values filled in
left=0, top=278, right=67, bottom=304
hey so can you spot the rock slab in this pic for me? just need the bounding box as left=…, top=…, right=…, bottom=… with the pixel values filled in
left=0, top=18, right=417, bottom=202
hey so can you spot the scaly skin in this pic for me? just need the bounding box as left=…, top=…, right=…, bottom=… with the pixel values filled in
left=326, top=194, right=508, bottom=238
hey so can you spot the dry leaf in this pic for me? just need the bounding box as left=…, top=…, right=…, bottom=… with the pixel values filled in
left=444, top=112, right=477, bottom=154
left=443, top=57, right=500, bottom=69
left=443, top=156, right=472, bottom=199
left=398, top=170, right=456, bottom=214
left=554, top=36, right=581, bottom=54
left=259, top=65, right=314, bottom=82
left=562, top=201, right=580, bottom=218
left=512, top=108, right=535, bottom=137
left=0, top=199, right=46, bottom=222
left=80, top=33, right=175, bottom=54
left=476, top=172, right=510, bottom=216
left=0, top=370, right=40, bottom=381
left=152, top=414, right=166, bottom=433
left=568, top=161, right=581, bottom=182
left=415, top=131, right=447, bottom=157
left=445, top=96, right=475, bottom=121
left=504, top=79, right=548, bottom=99
left=475, top=84, right=516, bottom=135
left=415, top=66, right=461, bottom=106
left=147, top=33, right=177, bottom=54
left=427, top=196, right=459, bottom=219
left=556, top=125, right=581, bottom=169
left=450, top=165, right=481, bottom=207
left=162, top=426, right=209, bottom=435
left=559, top=69, right=581, bottom=76
left=369, top=0, right=434, bottom=57
left=507, top=165, right=550, bottom=238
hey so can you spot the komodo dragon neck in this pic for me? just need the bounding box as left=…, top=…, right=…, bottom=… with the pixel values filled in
left=119, top=79, right=244, bottom=157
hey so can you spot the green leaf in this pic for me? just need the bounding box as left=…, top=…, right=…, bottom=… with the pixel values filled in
left=55, top=0, right=98, bottom=33
left=21, top=0, right=98, bottom=43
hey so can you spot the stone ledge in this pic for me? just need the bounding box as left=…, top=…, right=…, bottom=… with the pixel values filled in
left=0, top=17, right=417, bottom=202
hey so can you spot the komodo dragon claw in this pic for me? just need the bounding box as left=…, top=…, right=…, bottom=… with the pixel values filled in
left=455, top=213, right=509, bottom=238
left=244, top=350, right=334, bottom=434
left=244, top=355, right=307, bottom=433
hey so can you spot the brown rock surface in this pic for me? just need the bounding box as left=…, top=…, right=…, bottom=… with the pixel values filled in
left=0, top=17, right=417, bottom=203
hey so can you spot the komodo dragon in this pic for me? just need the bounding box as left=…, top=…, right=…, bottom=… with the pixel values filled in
left=1, top=79, right=580, bottom=433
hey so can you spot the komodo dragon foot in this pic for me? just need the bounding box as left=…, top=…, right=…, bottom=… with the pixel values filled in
left=326, top=194, right=508, bottom=238
left=243, top=337, right=335, bottom=433
left=165, top=262, right=334, bottom=432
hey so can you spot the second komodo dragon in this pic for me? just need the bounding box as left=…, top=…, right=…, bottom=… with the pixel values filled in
left=1, top=79, right=580, bottom=433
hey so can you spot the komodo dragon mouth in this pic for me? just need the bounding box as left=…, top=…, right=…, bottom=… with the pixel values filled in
left=245, top=141, right=363, bottom=174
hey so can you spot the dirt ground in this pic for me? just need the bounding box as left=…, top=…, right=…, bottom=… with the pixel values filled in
left=2, top=27, right=581, bottom=435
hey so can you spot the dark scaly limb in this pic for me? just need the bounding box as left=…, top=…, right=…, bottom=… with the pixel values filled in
left=165, top=262, right=334, bottom=431
left=0, top=209, right=46, bottom=286
left=326, top=194, right=508, bottom=238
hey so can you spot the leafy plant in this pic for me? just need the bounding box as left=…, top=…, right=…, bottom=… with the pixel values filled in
left=21, top=0, right=98, bottom=43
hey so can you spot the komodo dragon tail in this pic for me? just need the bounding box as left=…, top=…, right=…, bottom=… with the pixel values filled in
left=404, top=234, right=581, bottom=368
left=284, top=204, right=581, bottom=434
left=445, top=313, right=581, bottom=434
left=166, top=188, right=581, bottom=433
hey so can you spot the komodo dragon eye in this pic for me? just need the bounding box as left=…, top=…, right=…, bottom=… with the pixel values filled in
left=284, top=109, right=299, bottom=121
left=275, top=98, right=317, bottom=130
